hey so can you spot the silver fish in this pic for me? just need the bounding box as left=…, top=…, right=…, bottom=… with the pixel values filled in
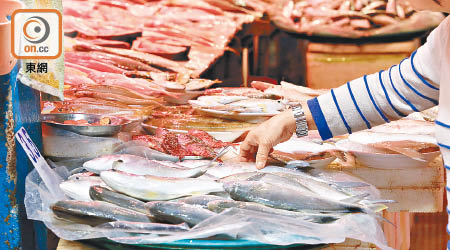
left=269, top=172, right=352, bottom=201
left=146, top=201, right=216, bottom=227
left=207, top=162, right=313, bottom=179
left=51, top=200, right=153, bottom=226
left=246, top=173, right=313, bottom=193
left=207, top=200, right=341, bottom=223
left=113, top=160, right=208, bottom=178
left=59, top=176, right=108, bottom=201
left=83, top=154, right=152, bottom=174
left=224, top=181, right=367, bottom=213
left=100, top=170, right=224, bottom=201
left=68, top=171, right=97, bottom=180
left=177, top=195, right=228, bottom=208
left=89, top=185, right=149, bottom=215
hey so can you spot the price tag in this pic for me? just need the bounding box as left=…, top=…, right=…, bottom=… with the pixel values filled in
left=15, top=127, right=65, bottom=199
left=15, top=127, right=42, bottom=164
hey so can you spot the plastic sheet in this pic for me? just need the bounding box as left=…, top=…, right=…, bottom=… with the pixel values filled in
left=24, top=157, right=393, bottom=249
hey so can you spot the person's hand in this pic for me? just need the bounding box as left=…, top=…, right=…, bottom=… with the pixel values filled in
left=239, top=110, right=296, bottom=169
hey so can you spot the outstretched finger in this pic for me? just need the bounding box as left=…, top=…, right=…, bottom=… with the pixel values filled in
left=255, top=144, right=271, bottom=169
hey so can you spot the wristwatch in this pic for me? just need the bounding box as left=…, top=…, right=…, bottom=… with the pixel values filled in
left=291, top=103, right=308, bottom=137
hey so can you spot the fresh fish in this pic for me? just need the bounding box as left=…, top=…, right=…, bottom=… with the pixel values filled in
left=83, top=154, right=153, bottom=174
left=51, top=200, right=153, bottom=226
left=89, top=186, right=149, bottom=215
left=225, top=99, right=286, bottom=113
left=113, top=159, right=208, bottom=178
left=100, top=170, right=224, bottom=201
left=224, top=181, right=368, bottom=213
left=246, top=173, right=315, bottom=193
left=267, top=172, right=352, bottom=201
left=59, top=176, right=108, bottom=201
left=83, top=154, right=207, bottom=177
left=207, top=200, right=341, bottom=223
left=207, top=162, right=308, bottom=179
left=68, top=171, right=97, bottom=180
left=177, top=195, right=227, bottom=208
left=98, top=221, right=189, bottom=233
left=146, top=201, right=216, bottom=227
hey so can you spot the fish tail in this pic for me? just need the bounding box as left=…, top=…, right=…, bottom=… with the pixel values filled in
left=367, top=204, right=388, bottom=213
left=357, top=204, right=395, bottom=227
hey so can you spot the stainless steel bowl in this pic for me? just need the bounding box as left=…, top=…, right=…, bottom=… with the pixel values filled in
left=41, top=113, right=129, bottom=137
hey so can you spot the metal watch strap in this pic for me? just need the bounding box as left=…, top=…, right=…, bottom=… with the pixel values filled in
left=292, top=104, right=308, bottom=137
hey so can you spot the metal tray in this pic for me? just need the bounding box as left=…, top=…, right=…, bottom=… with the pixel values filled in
left=41, top=113, right=130, bottom=137
left=85, top=238, right=326, bottom=250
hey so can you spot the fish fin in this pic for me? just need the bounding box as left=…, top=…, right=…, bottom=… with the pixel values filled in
left=340, top=193, right=370, bottom=203
left=111, top=160, right=122, bottom=170
left=190, top=170, right=208, bottom=178
left=332, top=181, right=370, bottom=188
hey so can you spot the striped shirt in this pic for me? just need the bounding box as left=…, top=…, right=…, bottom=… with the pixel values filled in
left=307, top=16, right=450, bottom=249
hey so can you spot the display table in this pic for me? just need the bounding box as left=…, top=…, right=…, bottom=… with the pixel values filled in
left=330, top=156, right=445, bottom=250
left=57, top=239, right=375, bottom=250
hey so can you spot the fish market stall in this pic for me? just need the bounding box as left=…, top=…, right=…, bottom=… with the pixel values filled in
left=1, top=0, right=446, bottom=250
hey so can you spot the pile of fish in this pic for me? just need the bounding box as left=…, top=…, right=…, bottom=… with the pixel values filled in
left=132, top=128, right=231, bottom=158
left=53, top=154, right=387, bottom=235
left=63, top=0, right=268, bottom=76
left=43, top=0, right=271, bottom=119
left=271, top=0, right=444, bottom=38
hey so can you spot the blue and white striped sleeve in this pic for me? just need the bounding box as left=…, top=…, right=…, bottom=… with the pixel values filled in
left=307, top=23, right=443, bottom=140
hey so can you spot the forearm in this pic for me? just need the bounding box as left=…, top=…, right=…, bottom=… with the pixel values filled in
left=306, top=58, right=439, bottom=140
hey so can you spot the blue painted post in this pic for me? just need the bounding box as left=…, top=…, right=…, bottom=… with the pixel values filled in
left=0, top=64, right=47, bottom=249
